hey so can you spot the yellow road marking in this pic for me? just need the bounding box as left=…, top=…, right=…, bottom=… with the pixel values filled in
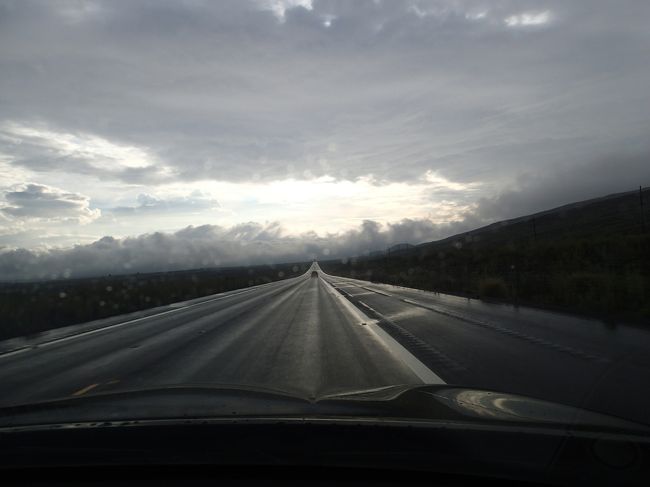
left=72, top=383, right=99, bottom=396
left=106, top=379, right=120, bottom=385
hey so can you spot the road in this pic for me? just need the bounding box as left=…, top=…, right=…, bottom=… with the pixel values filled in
left=1, top=262, right=649, bottom=424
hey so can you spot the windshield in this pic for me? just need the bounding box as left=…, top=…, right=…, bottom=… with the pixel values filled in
left=0, top=0, right=649, bottom=435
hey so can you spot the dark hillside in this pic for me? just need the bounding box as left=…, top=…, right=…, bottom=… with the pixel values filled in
left=321, top=188, right=650, bottom=324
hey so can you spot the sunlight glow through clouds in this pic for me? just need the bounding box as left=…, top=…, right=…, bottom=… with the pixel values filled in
left=0, top=119, right=480, bottom=246
left=157, top=174, right=478, bottom=235
left=423, top=171, right=480, bottom=192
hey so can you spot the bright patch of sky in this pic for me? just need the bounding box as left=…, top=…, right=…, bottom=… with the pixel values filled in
left=258, top=0, right=313, bottom=20
left=0, top=122, right=158, bottom=170
left=505, top=11, right=551, bottom=27
left=322, top=14, right=335, bottom=28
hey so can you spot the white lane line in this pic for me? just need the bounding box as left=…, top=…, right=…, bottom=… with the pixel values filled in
left=322, top=268, right=608, bottom=363
left=325, top=273, right=427, bottom=297
left=0, top=348, right=31, bottom=359
left=72, top=383, right=100, bottom=396
left=360, top=286, right=392, bottom=297
left=345, top=291, right=375, bottom=297
left=357, top=300, right=380, bottom=315
left=400, top=298, right=607, bottom=363
left=320, top=278, right=445, bottom=385
left=0, top=278, right=300, bottom=359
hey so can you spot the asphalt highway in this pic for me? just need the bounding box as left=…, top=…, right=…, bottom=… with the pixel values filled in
left=321, top=270, right=650, bottom=425
left=1, top=262, right=649, bottom=425
left=0, top=264, right=435, bottom=405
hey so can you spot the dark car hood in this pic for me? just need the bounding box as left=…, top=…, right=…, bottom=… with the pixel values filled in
left=0, top=384, right=647, bottom=434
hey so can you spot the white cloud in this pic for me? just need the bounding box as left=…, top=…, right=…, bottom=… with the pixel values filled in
left=505, top=11, right=551, bottom=27
left=422, top=171, right=480, bottom=192
left=0, top=122, right=159, bottom=170
left=465, top=10, right=487, bottom=21
left=1, top=150, right=649, bottom=281
left=322, top=14, right=335, bottom=28
left=257, top=0, right=313, bottom=20
left=55, top=0, right=105, bottom=24
left=0, top=217, right=466, bottom=281
left=110, top=190, right=221, bottom=215
left=0, top=183, right=101, bottom=224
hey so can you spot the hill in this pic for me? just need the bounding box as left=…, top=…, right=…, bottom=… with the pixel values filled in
left=321, top=187, right=650, bottom=324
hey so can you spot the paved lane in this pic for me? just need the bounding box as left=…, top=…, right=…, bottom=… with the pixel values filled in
left=2, top=262, right=648, bottom=425
left=0, top=265, right=429, bottom=405
left=321, top=270, right=650, bottom=424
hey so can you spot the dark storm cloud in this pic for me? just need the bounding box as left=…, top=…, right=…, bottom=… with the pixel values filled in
left=1, top=0, right=649, bottom=186
left=473, top=151, right=650, bottom=221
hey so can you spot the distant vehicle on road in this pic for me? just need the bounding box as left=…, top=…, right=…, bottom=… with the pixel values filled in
left=311, top=271, right=318, bottom=278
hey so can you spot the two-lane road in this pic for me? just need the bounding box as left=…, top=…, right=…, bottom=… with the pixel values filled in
left=1, top=262, right=649, bottom=425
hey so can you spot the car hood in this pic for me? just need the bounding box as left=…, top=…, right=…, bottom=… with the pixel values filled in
left=0, top=384, right=647, bottom=434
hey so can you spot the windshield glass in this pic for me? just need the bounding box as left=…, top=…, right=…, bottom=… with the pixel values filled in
left=0, top=0, right=649, bottom=432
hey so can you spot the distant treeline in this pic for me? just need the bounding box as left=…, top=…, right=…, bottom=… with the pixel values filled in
left=0, top=262, right=311, bottom=341
left=321, top=188, right=650, bottom=324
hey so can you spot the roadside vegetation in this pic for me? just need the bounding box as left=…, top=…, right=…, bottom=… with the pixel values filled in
left=321, top=189, right=650, bottom=325
left=0, top=261, right=311, bottom=341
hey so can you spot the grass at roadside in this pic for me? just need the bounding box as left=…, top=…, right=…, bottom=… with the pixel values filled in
left=0, top=261, right=311, bottom=341
left=320, top=233, right=650, bottom=324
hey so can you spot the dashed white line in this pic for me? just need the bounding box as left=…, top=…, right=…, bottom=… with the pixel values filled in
left=400, top=297, right=607, bottom=363
left=360, top=286, right=392, bottom=297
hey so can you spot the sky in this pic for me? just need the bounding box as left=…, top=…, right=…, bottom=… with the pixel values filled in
left=1, top=0, right=649, bottom=280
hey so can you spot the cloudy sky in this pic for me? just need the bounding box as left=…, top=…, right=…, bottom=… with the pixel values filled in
left=1, top=0, right=649, bottom=279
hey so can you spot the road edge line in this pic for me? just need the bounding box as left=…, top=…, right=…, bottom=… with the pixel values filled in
left=319, top=275, right=445, bottom=385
